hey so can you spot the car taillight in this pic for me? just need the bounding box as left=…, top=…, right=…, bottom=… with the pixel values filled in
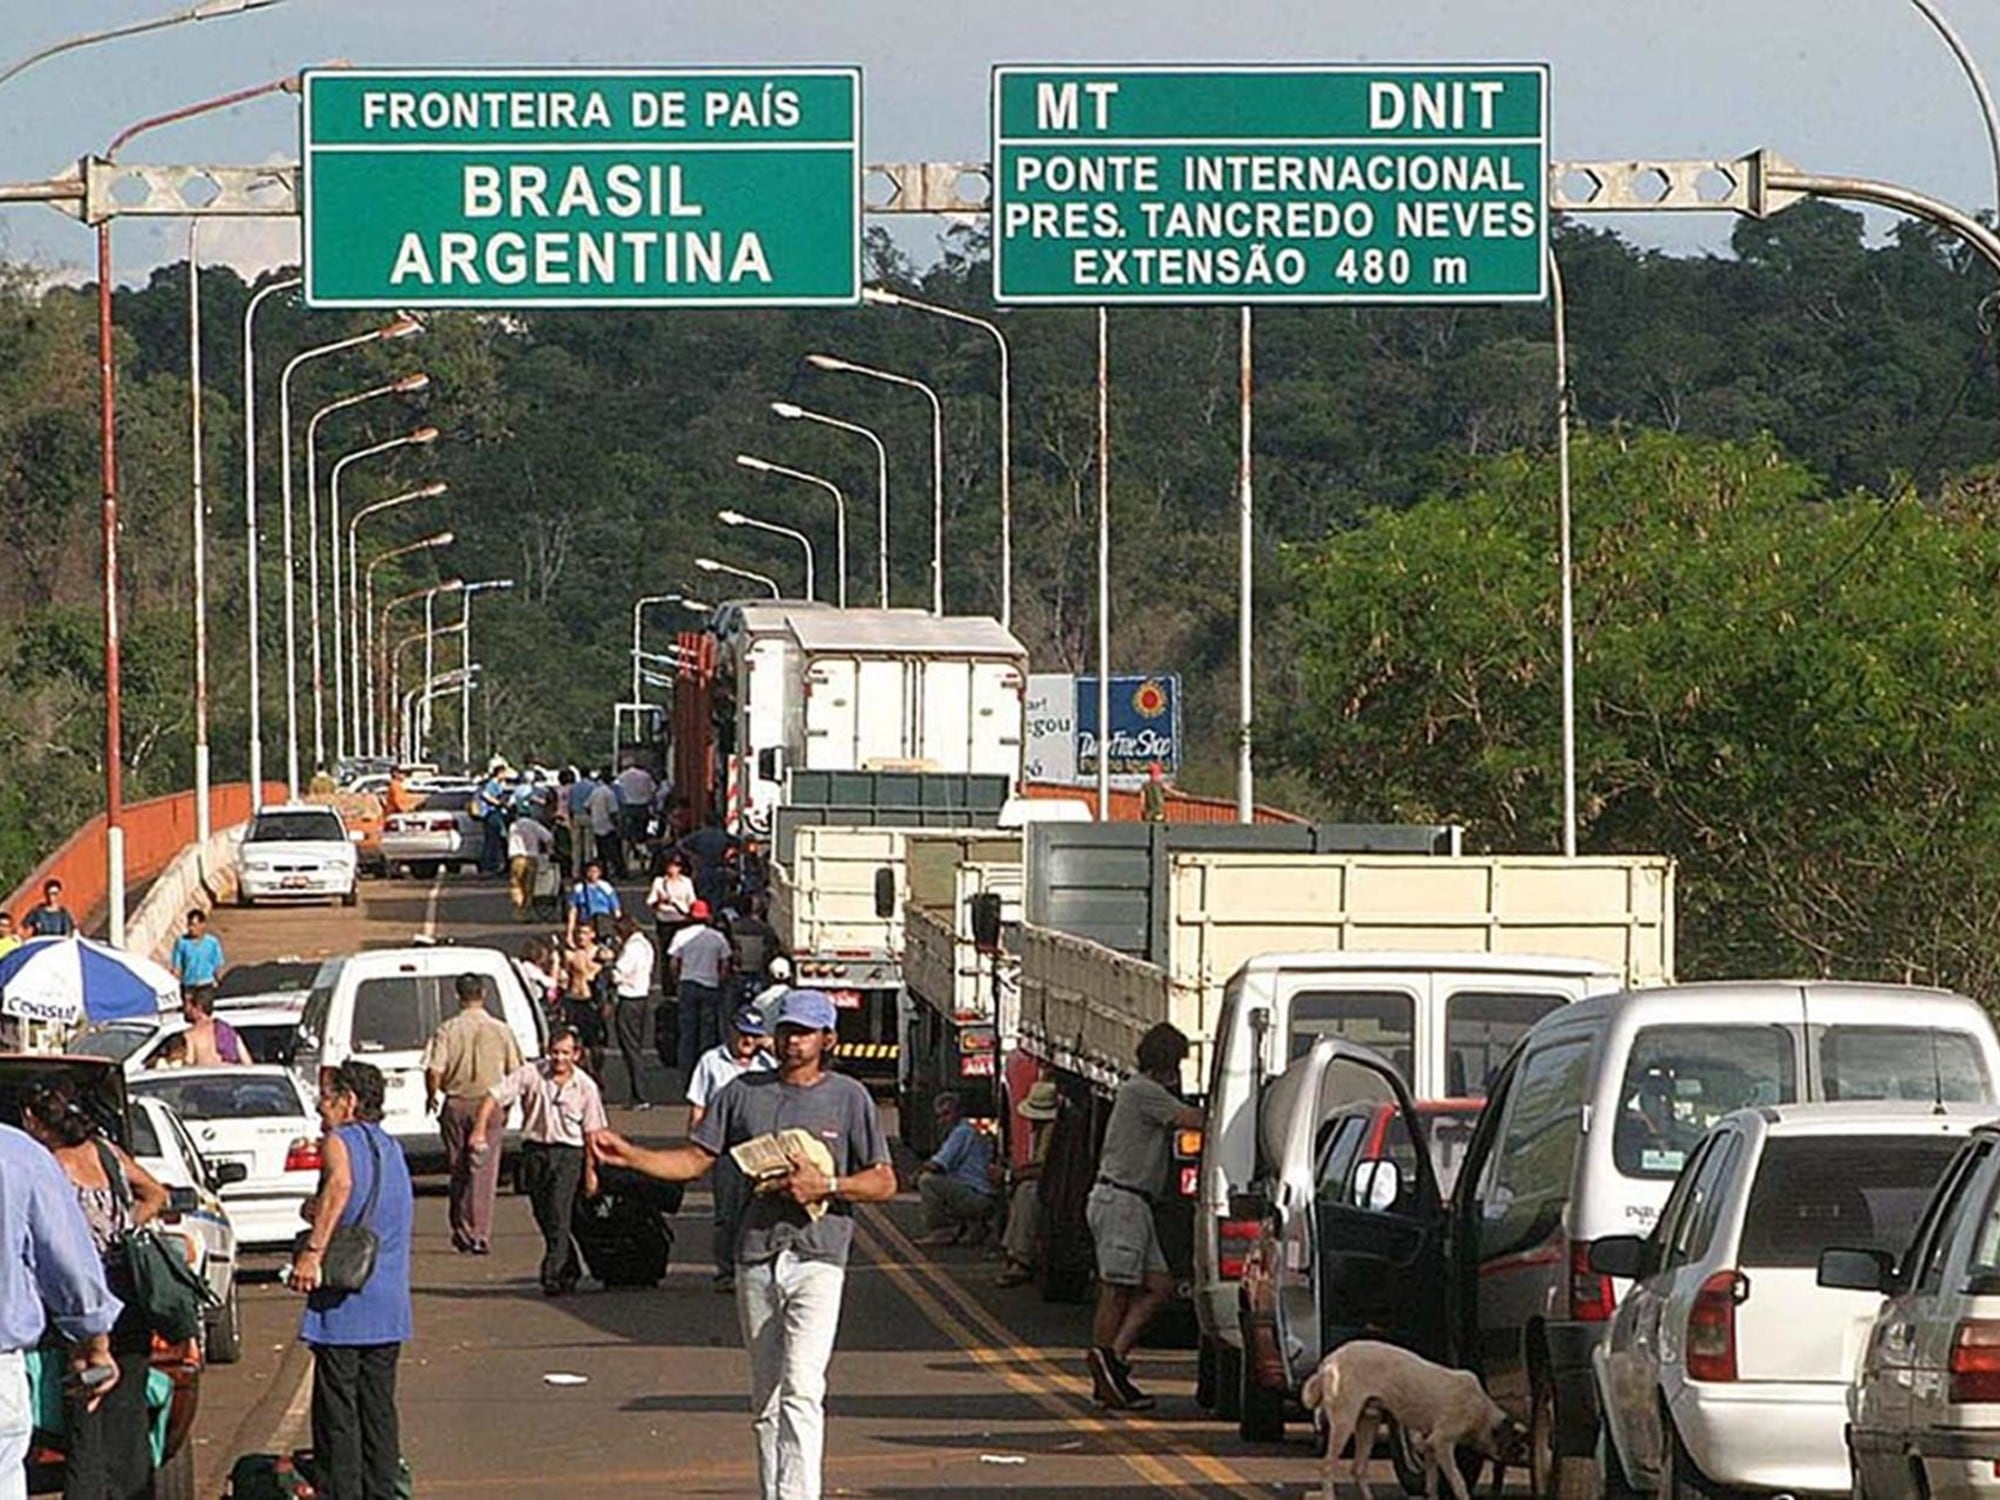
left=1950, top=1320, right=2000, bottom=1403
left=1569, top=1239, right=1617, bottom=1322
left=1687, top=1269, right=1746, bottom=1382
left=1218, top=1217, right=1262, bottom=1280
left=1174, top=1128, right=1204, bottom=1159
left=285, top=1137, right=323, bottom=1173
left=1179, top=1165, right=1199, bottom=1197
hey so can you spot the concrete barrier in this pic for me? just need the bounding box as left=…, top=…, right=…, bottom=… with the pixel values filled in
left=127, top=823, right=247, bottom=964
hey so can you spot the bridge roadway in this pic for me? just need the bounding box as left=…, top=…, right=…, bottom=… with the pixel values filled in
left=185, top=870, right=1337, bottom=1498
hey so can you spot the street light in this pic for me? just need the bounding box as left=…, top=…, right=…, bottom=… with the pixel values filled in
left=805, top=354, right=945, bottom=614
left=771, top=401, right=889, bottom=608
left=736, top=454, right=847, bottom=607
left=0, top=1, right=287, bottom=91
left=420, top=579, right=467, bottom=750
left=391, top=624, right=467, bottom=761
left=241, top=275, right=300, bottom=810
left=694, top=556, right=781, bottom=599
left=458, top=579, right=514, bottom=765
left=630, top=594, right=687, bottom=707
left=364, top=530, right=452, bottom=753
left=311, top=387, right=431, bottom=762
left=347, top=481, right=448, bottom=751
left=279, top=314, right=423, bottom=791
left=717, top=510, right=815, bottom=602
left=414, top=662, right=479, bottom=765
left=864, top=287, right=1014, bottom=629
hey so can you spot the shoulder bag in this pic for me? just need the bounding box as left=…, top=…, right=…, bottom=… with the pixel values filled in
left=300, top=1127, right=384, bottom=1294
left=98, top=1142, right=214, bottom=1343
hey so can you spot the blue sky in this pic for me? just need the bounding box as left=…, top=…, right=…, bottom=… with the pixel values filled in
left=2, top=0, right=1997, bottom=282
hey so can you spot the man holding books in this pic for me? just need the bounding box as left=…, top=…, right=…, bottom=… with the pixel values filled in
left=591, top=988, right=896, bottom=1500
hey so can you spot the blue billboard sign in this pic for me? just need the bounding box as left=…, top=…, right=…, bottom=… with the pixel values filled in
left=1076, top=674, right=1181, bottom=782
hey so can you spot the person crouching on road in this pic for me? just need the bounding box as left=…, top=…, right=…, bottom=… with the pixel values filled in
left=914, top=1093, right=999, bottom=1248
left=591, top=989, right=897, bottom=1500
left=686, top=1005, right=777, bottom=1292
left=422, top=973, right=523, bottom=1255
left=473, top=1026, right=605, bottom=1297
left=1085, top=1021, right=1204, bottom=1412
left=995, top=1080, right=1060, bottom=1288
left=288, top=1060, right=413, bottom=1500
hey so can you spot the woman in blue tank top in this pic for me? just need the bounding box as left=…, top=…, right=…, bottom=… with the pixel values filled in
left=287, top=1060, right=413, bottom=1500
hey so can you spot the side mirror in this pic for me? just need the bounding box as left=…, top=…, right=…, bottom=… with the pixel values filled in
left=1589, top=1235, right=1657, bottom=1280
left=166, top=1186, right=200, bottom=1216
left=210, top=1160, right=250, bottom=1188
left=1352, top=1159, right=1401, bottom=1212
left=756, top=747, right=784, bottom=785
left=969, top=891, right=1003, bottom=948
left=1819, top=1246, right=1895, bottom=1293
left=873, top=866, right=897, bottom=920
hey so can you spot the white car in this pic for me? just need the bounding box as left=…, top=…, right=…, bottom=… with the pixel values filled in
left=129, top=1094, right=245, bottom=1363
left=378, top=804, right=476, bottom=878
left=1592, top=1104, right=1985, bottom=1498
left=236, top=803, right=359, bottom=907
left=128, top=1065, right=322, bottom=1251
left=1822, top=1118, right=2000, bottom=1500
left=73, top=1005, right=304, bottom=1073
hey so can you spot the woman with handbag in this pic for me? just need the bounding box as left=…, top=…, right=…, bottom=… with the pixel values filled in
left=287, top=1060, right=414, bottom=1500
left=21, top=1076, right=171, bottom=1500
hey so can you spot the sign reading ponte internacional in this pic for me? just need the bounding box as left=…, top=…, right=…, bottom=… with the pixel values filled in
left=991, top=64, right=1548, bottom=305
left=300, top=67, right=862, bottom=308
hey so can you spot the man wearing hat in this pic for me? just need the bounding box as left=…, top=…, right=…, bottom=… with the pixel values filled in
left=666, top=899, right=734, bottom=1074
left=996, top=1080, right=1061, bottom=1288
left=686, top=1006, right=777, bottom=1292
left=592, top=989, right=896, bottom=1500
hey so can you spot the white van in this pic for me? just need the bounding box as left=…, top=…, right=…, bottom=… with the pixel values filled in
left=1444, top=981, right=2000, bottom=1499
left=291, top=946, right=547, bottom=1168
left=1193, top=951, right=1625, bottom=1418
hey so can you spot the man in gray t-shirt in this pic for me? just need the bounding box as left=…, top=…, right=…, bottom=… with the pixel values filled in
left=593, top=989, right=895, bottom=1500
left=1084, top=1022, right=1203, bottom=1413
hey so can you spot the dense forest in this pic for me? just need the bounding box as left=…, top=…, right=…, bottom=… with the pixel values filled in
left=4, top=200, right=1999, bottom=985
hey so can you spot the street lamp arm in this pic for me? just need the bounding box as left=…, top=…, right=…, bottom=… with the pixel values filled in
left=0, top=1, right=286, bottom=92
left=1766, top=165, right=2000, bottom=278
left=1908, top=0, right=2000, bottom=220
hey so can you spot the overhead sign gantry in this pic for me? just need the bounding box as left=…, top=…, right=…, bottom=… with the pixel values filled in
left=299, top=67, right=863, bottom=308
left=990, top=64, right=1548, bottom=304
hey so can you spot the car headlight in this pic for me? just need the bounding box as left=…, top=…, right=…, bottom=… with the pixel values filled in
left=244, top=860, right=270, bottom=873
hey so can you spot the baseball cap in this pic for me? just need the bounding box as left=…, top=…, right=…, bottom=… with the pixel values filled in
left=774, top=988, right=838, bottom=1032
left=689, top=899, right=712, bottom=921
left=767, top=955, right=794, bottom=982
left=731, top=1006, right=770, bottom=1037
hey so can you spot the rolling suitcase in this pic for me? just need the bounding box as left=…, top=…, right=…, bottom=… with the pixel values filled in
left=573, top=1170, right=677, bottom=1287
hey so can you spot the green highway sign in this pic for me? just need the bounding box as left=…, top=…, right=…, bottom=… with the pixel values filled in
left=991, top=65, right=1548, bottom=305
left=301, top=68, right=862, bottom=308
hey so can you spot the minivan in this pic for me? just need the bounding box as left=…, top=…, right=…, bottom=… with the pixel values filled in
left=1193, top=951, right=1625, bottom=1419
left=1448, top=982, right=2000, bottom=1500
left=292, top=945, right=547, bottom=1167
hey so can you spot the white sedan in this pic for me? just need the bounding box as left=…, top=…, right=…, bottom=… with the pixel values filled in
left=129, top=1093, right=245, bottom=1363
left=128, top=1066, right=322, bottom=1252
left=236, top=803, right=359, bottom=907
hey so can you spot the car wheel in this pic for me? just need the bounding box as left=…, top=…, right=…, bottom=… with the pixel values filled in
left=413, top=861, right=439, bottom=880
left=1530, top=1372, right=1600, bottom=1500
left=1236, top=1331, right=1285, bottom=1442
left=1662, top=1410, right=1727, bottom=1500
left=206, top=1280, right=242, bottom=1365
left=1195, top=1335, right=1217, bottom=1410
left=234, top=887, right=252, bottom=908
left=340, top=886, right=358, bottom=908
left=150, top=1440, right=195, bottom=1500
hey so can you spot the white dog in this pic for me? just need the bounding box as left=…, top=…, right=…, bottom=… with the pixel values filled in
left=1301, top=1340, right=1524, bottom=1500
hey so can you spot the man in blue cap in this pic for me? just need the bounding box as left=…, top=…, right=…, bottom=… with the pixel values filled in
left=592, top=988, right=895, bottom=1500
left=686, top=1005, right=777, bottom=1292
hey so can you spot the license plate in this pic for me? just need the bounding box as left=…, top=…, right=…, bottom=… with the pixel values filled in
left=210, top=1154, right=253, bottom=1175
left=958, top=1053, right=995, bottom=1077
left=280, top=874, right=311, bottom=889
left=831, top=989, right=862, bottom=1010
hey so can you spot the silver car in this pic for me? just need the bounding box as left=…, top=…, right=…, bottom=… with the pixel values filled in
left=1822, top=1119, right=2000, bottom=1500
left=1591, top=1104, right=1983, bottom=1497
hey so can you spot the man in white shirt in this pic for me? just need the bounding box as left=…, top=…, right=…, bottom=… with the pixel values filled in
left=585, top=773, right=624, bottom=877
left=686, top=1005, right=777, bottom=1292
left=608, top=914, right=657, bottom=1110
left=614, top=762, right=658, bottom=862
left=505, top=810, right=555, bottom=922
left=666, top=899, right=733, bottom=1075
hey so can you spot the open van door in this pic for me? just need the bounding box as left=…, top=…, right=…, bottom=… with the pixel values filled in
left=1262, top=1038, right=1447, bottom=1391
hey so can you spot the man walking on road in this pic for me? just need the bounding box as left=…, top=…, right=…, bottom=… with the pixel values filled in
left=592, top=989, right=897, bottom=1500
left=1, top=1119, right=123, bottom=1500
left=506, top=807, right=555, bottom=922
left=1084, top=1021, right=1203, bottom=1411
left=169, top=908, right=226, bottom=1004
left=668, top=899, right=733, bottom=1073
left=472, top=1026, right=605, bottom=1296
left=423, top=973, right=523, bottom=1254
left=608, top=914, right=656, bottom=1111
left=686, top=1005, right=777, bottom=1291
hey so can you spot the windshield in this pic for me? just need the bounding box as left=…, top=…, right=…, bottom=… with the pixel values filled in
left=246, top=811, right=344, bottom=844
left=1614, top=1024, right=1799, bottom=1179
left=1741, top=1135, right=1964, bottom=1267
left=131, top=1075, right=306, bottom=1121
left=353, top=974, right=487, bottom=1054
left=1821, top=1026, right=1990, bottom=1104
left=68, top=1026, right=153, bottom=1064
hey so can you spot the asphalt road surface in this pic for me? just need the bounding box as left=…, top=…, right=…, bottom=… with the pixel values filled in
left=190, top=869, right=1353, bottom=1497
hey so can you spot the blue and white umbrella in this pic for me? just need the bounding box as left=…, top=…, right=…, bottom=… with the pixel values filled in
left=0, top=936, right=180, bottom=1027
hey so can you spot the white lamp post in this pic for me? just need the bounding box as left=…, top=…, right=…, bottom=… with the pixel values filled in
left=347, top=481, right=448, bottom=752
left=771, top=401, right=889, bottom=608
left=718, top=510, right=815, bottom=602
left=863, top=287, right=1013, bottom=629
left=805, top=353, right=945, bottom=614
left=694, top=556, right=781, bottom=599
left=459, top=579, right=514, bottom=765
left=239, top=275, right=300, bottom=808
left=735, top=454, right=846, bottom=608
left=364, top=529, right=452, bottom=754
left=419, top=579, right=466, bottom=750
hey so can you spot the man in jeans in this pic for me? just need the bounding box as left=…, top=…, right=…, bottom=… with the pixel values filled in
left=592, top=989, right=896, bottom=1500
left=667, top=899, right=733, bottom=1073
